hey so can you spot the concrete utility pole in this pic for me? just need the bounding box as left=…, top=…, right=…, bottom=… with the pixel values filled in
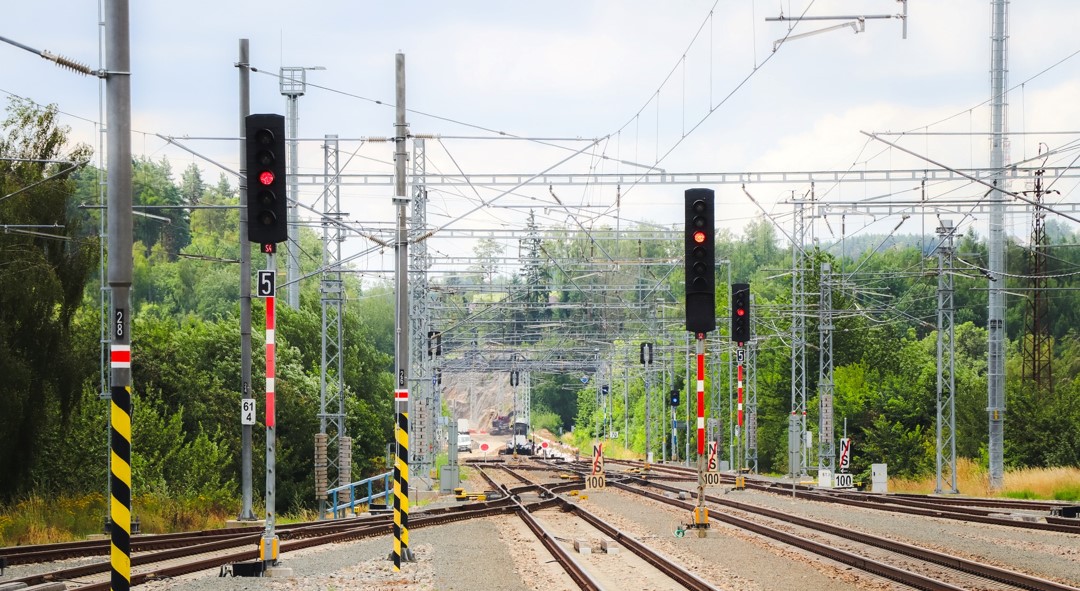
left=987, top=0, right=1008, bottom=491
left=105, top=2, right=134, bottom=590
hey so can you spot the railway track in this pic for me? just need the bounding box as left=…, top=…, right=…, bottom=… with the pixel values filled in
left=614, top=476, right=1080, bottom=591
left=605, top=459, right=1080, bottom=535
left=478, top=463, right=720, bottom=591
left=2, top=495, right=529, bottom=591
left=5, top=456, right=1075, bottom=590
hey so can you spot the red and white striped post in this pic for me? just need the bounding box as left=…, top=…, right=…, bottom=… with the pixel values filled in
left=693, top=333, right=709, bottom=531
left=737, top=360, right=744, bottom=430
left=260, top=262, right=279, bottom=566
left=735, top=344, right=746, bottom=488
left=696, top=336, right=706, bottom=457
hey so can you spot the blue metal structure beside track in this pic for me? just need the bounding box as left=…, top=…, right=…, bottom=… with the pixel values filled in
left=327, top=471, right=393, bottom=517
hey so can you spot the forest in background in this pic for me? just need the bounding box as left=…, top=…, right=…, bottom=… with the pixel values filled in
left=3, top=97, right=1080, bottom=519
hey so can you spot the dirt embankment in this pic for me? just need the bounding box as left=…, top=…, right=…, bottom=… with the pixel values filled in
left=442, top=371, right=514, bottom=432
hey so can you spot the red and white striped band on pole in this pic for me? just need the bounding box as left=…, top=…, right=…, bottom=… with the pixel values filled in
left=737, top=362, right=744, bottom=427
left=696, top=350, right=705, bottom=456
left=110, top=344, right=131, bottom=369
left=265, top=295, right=275, bottom=428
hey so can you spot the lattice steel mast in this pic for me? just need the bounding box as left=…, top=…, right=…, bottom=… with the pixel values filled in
left=316, top=135, right=348, bottom=515
left=1022, top=168, right=1053, bottom=393
left=746, top=293, right=758, bottom=474
left=789, top=196, right=809, bottom=478
left=935, top=220, right=958, bottom=494
left=409, top=138, right=436, bottom=489
left=818, top=262, right=835, bottom=474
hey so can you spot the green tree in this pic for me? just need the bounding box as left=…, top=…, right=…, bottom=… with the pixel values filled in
left=0, top=98, right=98, bottom=501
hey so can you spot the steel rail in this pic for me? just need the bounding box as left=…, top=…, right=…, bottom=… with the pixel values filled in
left=494, top=463, right=721, bottom=591
left=606, top=459, right=1080, bottom=535
left=625, top=479, right=1080, bottom=591
left=613, top=481, right=970, bottom=591
left=562, top=502, right=720, bottom=591
left=514, top=506, right=602, bottom=591
left=7, top=498, right=524, bottom=589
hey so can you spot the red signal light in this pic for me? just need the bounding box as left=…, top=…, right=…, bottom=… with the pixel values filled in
left=693, top=230, right=707, bottom=244
left=737, top=308, right=745, bottom=316
left=258, top=170, right=275, bottom=186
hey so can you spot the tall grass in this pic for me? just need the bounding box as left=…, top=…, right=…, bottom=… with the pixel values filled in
left=0, top=493, right=235, bottom=546
left=889, top=458, right=1080, bottom=500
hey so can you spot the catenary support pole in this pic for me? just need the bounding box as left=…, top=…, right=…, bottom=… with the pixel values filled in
left=390, top=52, right=415, bottom=568
left=105, top=0, right=133, bottom=588
left=237, top=38, right=256, bottom=523
left=936, top=222, right=958, bottom=494
left=986, top=0, right=1008, bottom=492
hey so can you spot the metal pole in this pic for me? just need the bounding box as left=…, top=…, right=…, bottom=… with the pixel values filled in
left=727, top=266, right=734, bottom=466
left=285, top=94, right=300, bottom=309
left=623, top=363, right=629, bottom=449
left=105, top=1, right=133, bottom=588
left=684, top=332, right=691, bottom=462
left=391, top=52, right=415, bottom=567
left=237, top=38, right=256, bottom=523
left=644, top=354, right=651, bottom=466
left=987, top=0, right=1008, bottom=492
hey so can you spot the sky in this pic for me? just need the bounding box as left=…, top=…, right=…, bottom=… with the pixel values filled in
left=5, top=0, right=1080, bottom=276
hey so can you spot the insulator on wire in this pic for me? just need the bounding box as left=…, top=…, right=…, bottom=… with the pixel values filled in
left=40, top=50, right=95, bottom=76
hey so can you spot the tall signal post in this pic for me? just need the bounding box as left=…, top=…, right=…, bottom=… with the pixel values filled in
left=245, top=112, right=288, bottom=569
left=684, top=188, right=715, bottom=535
left=731, top=283, right=750, bottom=480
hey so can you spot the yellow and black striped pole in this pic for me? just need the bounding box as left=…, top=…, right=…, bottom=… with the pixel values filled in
left=110, top=344, right=132, bottom=591
left=104, top=0, right=134, bottom=587
left=392, top=389, right=414, bottom=569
